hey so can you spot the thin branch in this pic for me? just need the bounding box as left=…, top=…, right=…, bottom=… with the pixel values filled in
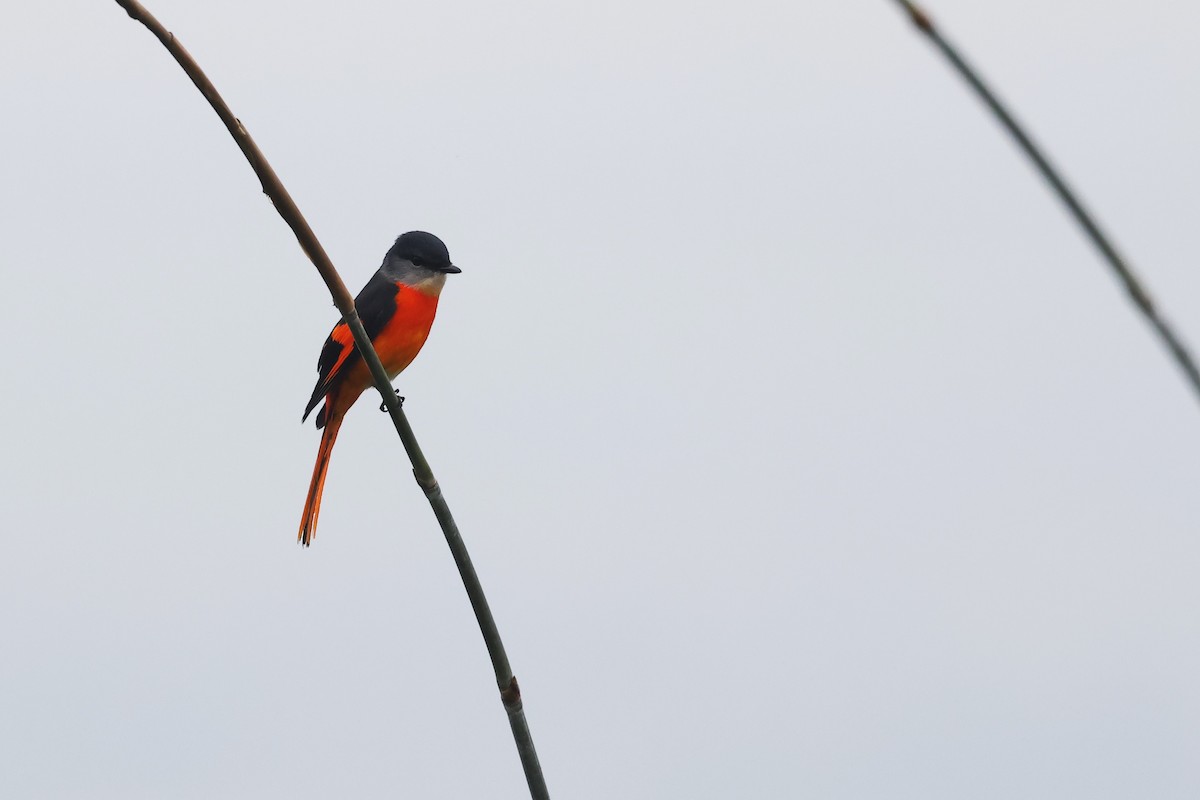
left=112, top=2, right=549, bottom=797
left=890, top=0, right=1200, bottom=404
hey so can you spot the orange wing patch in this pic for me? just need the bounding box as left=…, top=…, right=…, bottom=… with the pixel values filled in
left=323, top=323, right=357, bottom=384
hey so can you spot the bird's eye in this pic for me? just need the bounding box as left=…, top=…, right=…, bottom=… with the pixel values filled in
left=411, top=258, right=425, bottom=267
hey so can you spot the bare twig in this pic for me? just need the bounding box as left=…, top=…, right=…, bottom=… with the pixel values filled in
left=112, top=2, right=549, bottom=797
left=891, top=0, right=1200, bottom=404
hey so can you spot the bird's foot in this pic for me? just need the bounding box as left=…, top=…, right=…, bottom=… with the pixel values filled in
left=380, top=389, right=405, bottom=412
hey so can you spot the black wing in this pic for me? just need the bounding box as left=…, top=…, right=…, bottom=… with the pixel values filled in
left=301, top=270, right=400, bottom=425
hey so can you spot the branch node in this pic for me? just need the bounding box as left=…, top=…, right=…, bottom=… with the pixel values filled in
left=904, top=1, right=934, bottom=33
left=501, top=675, right=523, bottom=711
left=413, top=470, right=439, bottom=494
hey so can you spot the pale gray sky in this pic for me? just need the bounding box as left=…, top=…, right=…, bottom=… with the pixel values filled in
left=2, top=1, right=1200, bottom=798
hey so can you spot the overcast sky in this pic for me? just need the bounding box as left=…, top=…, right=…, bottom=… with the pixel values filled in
left=3, top=1, right=1200, bottom=798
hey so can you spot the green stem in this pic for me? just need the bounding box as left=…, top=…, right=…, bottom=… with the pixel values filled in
left=891, top=0, right=1200, bottom=404
left=113, top=2, right=549, bottom=797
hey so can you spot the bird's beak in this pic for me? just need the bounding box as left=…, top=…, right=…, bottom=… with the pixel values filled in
left=441, top=263, right=462, bottom=274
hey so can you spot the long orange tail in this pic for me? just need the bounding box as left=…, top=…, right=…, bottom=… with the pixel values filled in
left=299, top=414, right=344, bottom=546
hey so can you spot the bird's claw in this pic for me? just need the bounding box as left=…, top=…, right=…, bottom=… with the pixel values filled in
left=380, top=390, right=405, bottom=412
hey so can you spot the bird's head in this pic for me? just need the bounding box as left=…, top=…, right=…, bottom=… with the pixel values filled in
left=383, top=231, right=461, bottom=291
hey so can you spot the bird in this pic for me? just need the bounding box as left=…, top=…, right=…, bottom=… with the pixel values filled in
left=298, top=230, right=460, bottom=546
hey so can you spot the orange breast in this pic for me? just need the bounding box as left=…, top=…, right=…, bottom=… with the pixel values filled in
left=373, top=284, right=442, bottom=377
